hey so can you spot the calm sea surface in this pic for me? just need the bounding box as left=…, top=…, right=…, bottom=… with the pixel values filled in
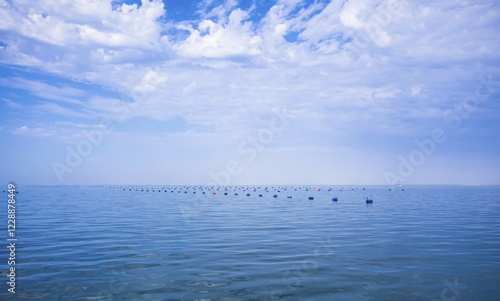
left=1, top=185, right=499, bottom=300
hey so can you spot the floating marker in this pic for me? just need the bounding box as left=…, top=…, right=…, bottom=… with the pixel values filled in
left=287, top=196, right=292, bottom=199
left=259, top=194, right=263, bottom=197
left=366, top=198, right=373, bottom=204
left=273, top=194, right=278, bottom=198
left=332, top=197, right=338, bottom=202
left=308, top=196, right=314, bottom=200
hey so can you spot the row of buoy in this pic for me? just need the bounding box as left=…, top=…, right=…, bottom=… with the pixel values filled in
left=107, top=185, right=376, bottom=203
left=107, top=185, right=384, bottom=192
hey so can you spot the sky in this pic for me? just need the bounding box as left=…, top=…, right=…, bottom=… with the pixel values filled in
left=0, top=0, right=499, bottom=186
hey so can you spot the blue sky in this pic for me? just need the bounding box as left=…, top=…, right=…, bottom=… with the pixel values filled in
left=0, top=0, right=499, bottom=185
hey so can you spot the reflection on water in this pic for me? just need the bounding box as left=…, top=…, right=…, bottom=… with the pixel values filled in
left=1, top=185, right=499, bottom=300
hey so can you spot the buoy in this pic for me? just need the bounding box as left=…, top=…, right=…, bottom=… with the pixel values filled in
left=366, top=198, right=373, bottom=204
left=224, top=192, right=228, bottom=195
left=308, top=196, right=314, bottom=200
left=246, top=193, right=250, bottom=196
left=212, top=192, right=216, bottom=195
left=287, top=196, right=292, bottom=198
left=332, top=197, right=338, bottom=202
left=259, top=194, right=263, bottom=197
left=273, top=194, right=278, bottom=198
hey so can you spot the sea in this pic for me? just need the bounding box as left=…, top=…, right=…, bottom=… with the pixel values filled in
left=0, top=185, right=499, bottom=301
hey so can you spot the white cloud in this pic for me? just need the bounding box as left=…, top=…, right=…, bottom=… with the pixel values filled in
left=0, top=0, right=498, bottom=141
left=2, top=98, right=23, bottom=109
left=13, top=125, right=56, bottom=137
left=0, top=77, right=86, bottom=105
left=174, top=8, right=262, bottom=58
left=1, top=0, right=166, bottom=48
left=33, top=102, right=90, bottom=119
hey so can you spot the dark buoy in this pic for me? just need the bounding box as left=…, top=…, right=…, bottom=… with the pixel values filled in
left=287, top=196, right=292, bottom=199
left=259, top=194, right=263, bottom=197
left=332, top=197, right=338, bottom=202
left=308, top=196, right=314, bottom=200
left=224, top=192, right=228, bottom=195
left=366, top=198, right=373, bottom=204
left=246, top=193, right=250, bottom=196
left=273, top=194, right=278, bottom=198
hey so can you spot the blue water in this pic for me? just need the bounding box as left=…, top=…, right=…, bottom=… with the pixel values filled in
left=1, top=185, right=499, bottom=300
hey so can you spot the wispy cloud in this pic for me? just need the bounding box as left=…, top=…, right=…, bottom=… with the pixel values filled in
left=2, top=98, right=23, bottom=109
left=13, top=125, right=56, bottom=137
left=0, top=77, right=86, bottom=105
